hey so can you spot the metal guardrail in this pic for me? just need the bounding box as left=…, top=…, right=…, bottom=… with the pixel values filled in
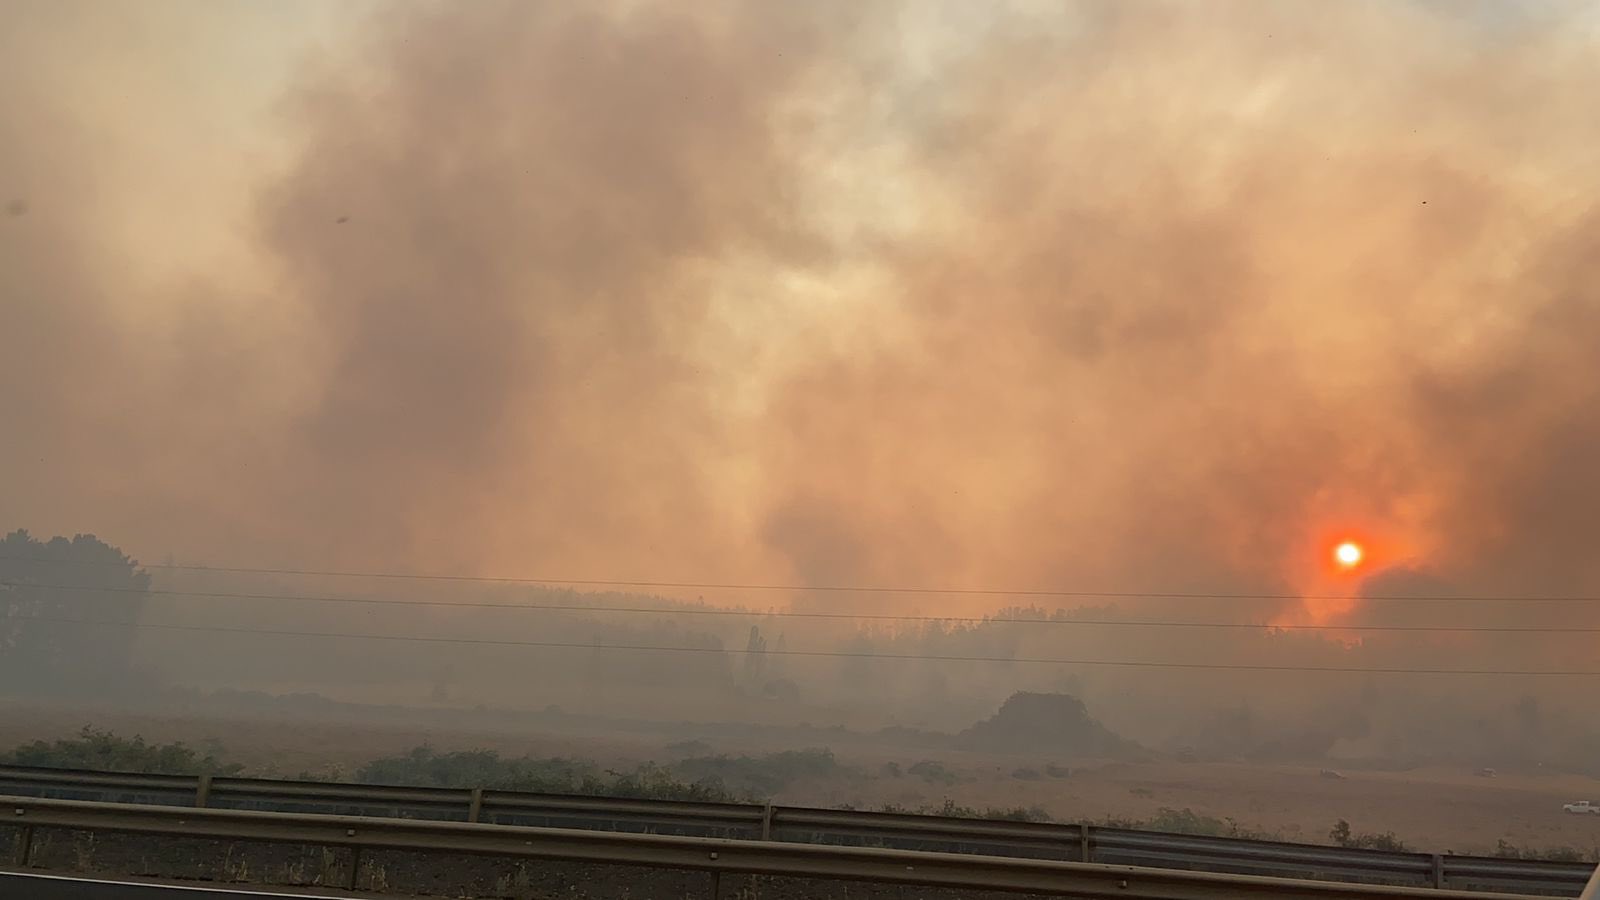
left=1095, top=827, right=1436, bottom=886
left=1447, top=856, right=1600, bottom=898
left=1580, top=860, right=1600, bottom=900
left=0, top=796, right=1559, bottom=900
left=772, top=805, right=1081, bottom=858
left=1, top=764, right=1594, bottom=896
left=480, top=788, right=765, bottom=837
left=0, top=766, right=198, bottom=807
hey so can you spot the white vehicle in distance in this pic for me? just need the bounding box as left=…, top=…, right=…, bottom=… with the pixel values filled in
left=1561, top=800, right=1600, bottom=814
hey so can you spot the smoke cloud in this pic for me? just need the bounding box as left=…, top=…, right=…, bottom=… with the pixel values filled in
left=4, top=0, right=1599, bottom=656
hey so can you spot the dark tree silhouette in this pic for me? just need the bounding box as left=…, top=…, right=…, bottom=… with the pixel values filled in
left=0, top=529, right=149, bottom=695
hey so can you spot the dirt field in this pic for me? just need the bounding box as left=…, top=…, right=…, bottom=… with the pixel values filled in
left=830, top=754, right=1600, bottom=855
left=3, top=700, right=1597, bottom=857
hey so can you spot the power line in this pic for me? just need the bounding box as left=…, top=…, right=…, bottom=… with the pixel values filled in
left=3, top=581, right=1594, bottom=635
left=1, top=556, right=1596, bottom=604
left=9, top=614, right=1597, bottom=676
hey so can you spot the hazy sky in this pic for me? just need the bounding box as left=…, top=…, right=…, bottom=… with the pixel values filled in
left=5, top=0, right=1600, bottom=629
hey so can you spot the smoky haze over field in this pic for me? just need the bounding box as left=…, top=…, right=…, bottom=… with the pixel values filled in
left=3, top=1, right=1599, bottom=758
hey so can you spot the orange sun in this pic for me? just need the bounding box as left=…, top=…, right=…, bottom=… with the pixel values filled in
left=1334, top=541, right=1363, bottom=568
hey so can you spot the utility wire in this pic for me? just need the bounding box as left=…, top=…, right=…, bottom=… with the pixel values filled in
left=8, top=614, right=1597, bottom=676
left=1, top=556, right=1596, bottom=604
left=2, top=581, right=1593, bottom=635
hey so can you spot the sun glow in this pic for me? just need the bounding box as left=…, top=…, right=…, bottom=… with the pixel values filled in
left=1334, top=541, right=1363, bottom=568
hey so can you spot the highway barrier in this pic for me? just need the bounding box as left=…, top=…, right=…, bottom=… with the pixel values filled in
left=1, top=796, right=1570, bottom=900
left=1, top=764, right=1593, bottom=896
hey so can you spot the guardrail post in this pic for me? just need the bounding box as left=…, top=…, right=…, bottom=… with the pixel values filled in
left=1078, top=823, right=1092, bottom=863
left=13, top=824, right=31, bottom=867
left=1431, top=853, right=1444, bottom=888
left=761, top=804, right=774, bottom=841
left=467, top=788, right=484, bottom=823
left=195, top=774, right=213, bottom=808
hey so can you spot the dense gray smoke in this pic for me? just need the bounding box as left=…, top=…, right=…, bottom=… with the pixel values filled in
left=3, top=0, right=1599, bottom=737
left=252, top=1, right=868, bottom=573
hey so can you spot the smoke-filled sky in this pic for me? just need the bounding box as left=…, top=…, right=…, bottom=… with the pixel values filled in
left=5, top=0, right=1600, bottom=628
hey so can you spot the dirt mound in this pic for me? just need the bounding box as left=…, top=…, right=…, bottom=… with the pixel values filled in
left=957, top=692, right=1133, bottom=757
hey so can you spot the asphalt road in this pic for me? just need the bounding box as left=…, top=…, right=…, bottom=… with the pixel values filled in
left=0, top=871, right=364, bottom=899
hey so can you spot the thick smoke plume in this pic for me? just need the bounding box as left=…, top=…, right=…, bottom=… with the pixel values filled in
left=4, top=0, right=1599, bottom=671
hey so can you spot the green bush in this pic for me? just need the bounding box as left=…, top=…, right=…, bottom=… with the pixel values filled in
left=1, top=727, right=242, bottom=775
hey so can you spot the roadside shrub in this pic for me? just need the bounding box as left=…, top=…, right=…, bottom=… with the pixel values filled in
left=1330, top=819, right=1408, bottom=851
left=1495, top=839, right=1597, bottom=862
left=1, top=727, right=242, bottom=775
left=904, top=798, right=1053, bottom=822
left=906, top=759, right=959, bottom=785
left=355, top=746, right=593, bottom=791
left=1105, top=807, right=1267, bottom=839
left=981, top=805, right=1053, bottom=822
left=606, top=762, right=739, bottom=802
